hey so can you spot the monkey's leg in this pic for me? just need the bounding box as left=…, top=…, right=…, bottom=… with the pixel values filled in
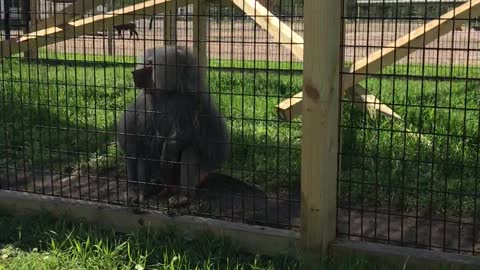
left=125, top=158, right=138, bottom=206
left=158, top=131, right=182, bottom=198
left=168, top=147, right=208, bottom=208
left=135, top=158, right=150, bottom=205
left=156, top=164, right=179, bottom=199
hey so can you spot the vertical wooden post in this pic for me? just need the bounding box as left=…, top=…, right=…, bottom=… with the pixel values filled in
left=193, top=0, right=207, bottom=77
left=4, top=0, right=11, bottom=40
left=300, top=0, right=341, bottom=259
left=106, top=0, right=114, bottom=55
left=24, top=0, right=38, bottom=58
left=163, top=3, right=177, bottom=45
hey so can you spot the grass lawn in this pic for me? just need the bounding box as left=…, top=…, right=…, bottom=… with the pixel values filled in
left=0, top=55, right=303, bottom=188
left=1, top=52, right=480, bottom=218
left=0, top=211, right=387, bottom=270
left=340, top=64, right=480, bottom=216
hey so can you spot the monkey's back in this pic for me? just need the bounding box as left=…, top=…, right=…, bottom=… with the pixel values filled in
left=193, top=93, right=230, bottom=170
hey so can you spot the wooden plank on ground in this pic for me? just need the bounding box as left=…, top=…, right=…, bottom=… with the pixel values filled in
left=330, top=239, right=480, bottom=270
left=277, top=0, right=480, bottom=121
left=1, top=0, right=179, bottom=57
left=0, top=190, right=300, bottom=257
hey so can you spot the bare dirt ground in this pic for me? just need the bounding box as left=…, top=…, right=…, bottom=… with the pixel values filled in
left=0, top=167, right=301, bottom=229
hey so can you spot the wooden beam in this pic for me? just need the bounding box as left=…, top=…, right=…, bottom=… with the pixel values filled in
left=300, top=0, right=340, bottom=260
left=228, top=0, right=395, bottom=122
left=106, top=0, right=114, bottom=55
left=1, top=0, right=178, bottom=57
left=31, top=0, right=104, bottom=32
left=347, top=84, right=401, bottom=120
left=230, top=0, right=303, bottom=61
left=343, top=0, right=480, bottom=91
left=24, top=0, right=39, bottom=58
left=277, top=92, right=303, bottom=121
left=163, top=0, right=177, bottom=45
left=278, top=0, right=480, bottom=121
left=330, top=239, right=480, bottom=270
left=0, top=190, right=300, bottom=257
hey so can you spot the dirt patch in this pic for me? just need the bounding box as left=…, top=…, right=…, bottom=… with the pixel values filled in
left=27, top=20, right=480, bottom=66
left=0, top=167, right=301, bottom=230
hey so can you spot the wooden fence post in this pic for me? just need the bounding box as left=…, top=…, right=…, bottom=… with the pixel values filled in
left=193, top=0, right=207, bottom=78
left=25, top=0, right=38, bottom=58
left=300, top=0, right=341, bottom=260
left=106, top=0, right=114, bottom=55
left=164, top=2, right=176, bottom=45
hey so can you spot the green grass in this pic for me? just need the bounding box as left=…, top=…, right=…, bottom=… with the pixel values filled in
left=0, top=56, right=302, bottom=186
left=35, top=49, right=137, bottom=64
left=32, top=49, right=304, bottom=71
left=0, top=211, right=387, bottom=269
left=341, top=65, right=480, bottom=216
left=2, top=53, right=480, bottom=218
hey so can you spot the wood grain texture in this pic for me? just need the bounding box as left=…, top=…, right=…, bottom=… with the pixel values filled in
left=300, top=0, right=340, bottom=258
left=0, top=190, right=300, bottom=257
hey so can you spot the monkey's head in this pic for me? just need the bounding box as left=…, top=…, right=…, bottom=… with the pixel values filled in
left=132, top=46, right=203, bottom=94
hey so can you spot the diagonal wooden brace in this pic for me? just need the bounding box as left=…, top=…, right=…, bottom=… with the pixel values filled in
left=277, top=0, right=480, bottom=121
left=31, top=0, right=105, bottom=32
left=1, top=0, right=175, bottom=58
left=227, top=0, right=396, bottom=122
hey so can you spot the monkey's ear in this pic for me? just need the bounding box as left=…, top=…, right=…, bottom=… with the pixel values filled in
left=131, top=65, right=153, bottom=89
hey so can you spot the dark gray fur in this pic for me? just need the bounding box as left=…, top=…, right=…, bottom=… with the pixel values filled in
left=117, top=46, right=230, bottom=205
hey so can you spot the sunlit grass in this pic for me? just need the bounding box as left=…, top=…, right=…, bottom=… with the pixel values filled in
left=1, top=54, right=480, bottom=216
left=0, top=211, right=386, bottom=270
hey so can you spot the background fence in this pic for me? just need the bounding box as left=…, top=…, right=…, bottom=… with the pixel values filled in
left=0, top=0, right=479, bottom=262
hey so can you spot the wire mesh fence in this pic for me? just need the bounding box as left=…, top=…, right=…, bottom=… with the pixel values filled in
left=0, top=0, right=302, bottom=231
left=339, top=0, right=480, bottom=255
left=2, top=0, right=479, bottom=258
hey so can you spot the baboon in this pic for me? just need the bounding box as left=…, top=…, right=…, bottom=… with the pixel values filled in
left=117, top=46, right=230, bottom=207
left=114, top=22, right=139, bottom=39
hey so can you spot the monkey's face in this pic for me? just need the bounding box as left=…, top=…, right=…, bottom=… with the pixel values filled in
left=131, top=49, right=155, bottom=90
left=132, top=65, right=153, bottom=90
left=132, top=46, right=201, bottom=93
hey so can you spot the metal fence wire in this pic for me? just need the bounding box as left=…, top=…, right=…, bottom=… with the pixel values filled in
left=0, top=0, right=302, bottom=231
left=339, top=0, right=480, bottom=255
left=1, top=0, right=479, bottom=257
